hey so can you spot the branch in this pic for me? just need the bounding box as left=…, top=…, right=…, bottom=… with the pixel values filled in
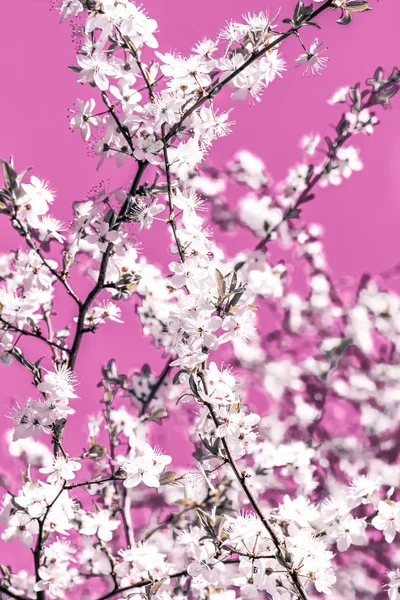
left=255, top=91, right=383, bottom=251
left=115, top=26, right=155, bottom=102
left=33, top=485, right=66, bottom=600
left=161, top=124, right=186, bottom=263
left=0, top=585, right=31, bottom=600
left=165, top=1, right=335, bottom=144
left=68, top=159, right=148, bottom=370
left=139, top=358, right=172, bottom=416
left=95, top=570, right=188, bottom=600
left=198, top=374, right=310, bottom=600
left=101, top=92, right=134, bottom=153
left=121, top=487, right=135, bottom=548
left=11, top=214, right=81, bottom=306
left=142, top=502, right=200, bottom=542
left=0, top=315, right=70, bottom=354
left=65, top=475, right=121, bottom=490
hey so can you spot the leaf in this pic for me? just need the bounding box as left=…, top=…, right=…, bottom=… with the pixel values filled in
left=324, top=136, right=333, bottom=151
left=200, top=435, right=220, bottom=457
left=196, top=509, right=215, bottom=536
left=173, top=369, right=190, bottom=385
left=276, top=549, right=293, bottom=568
left=20, top=470, right=30, bottom=485
left=228, top=270, right=238, bottom=293
left=226, top=291, right=244, bottom=314
left=159, top=471, right=177, bottom=485
left=1, top=160, right=17, bottom=191
left=293, top=0, right=313, bottom=25
left=176, top=392, right=195, bottom=405
left=345, top=0, right=371, bottom=12
left=150, top=579, right=167, bottom=595
left=337, top=9, right=352, bottom=25
left=233, top=261, right=245, bottom=272
left=215, top=514, right=226, bottom=538
left=16, top=167, right=31, bottom=186
left=215, top=269, right=225, bottom=299
left=246, top=304, right=259, bottom=311
left=306, top=164, right=314, bottom=183
left=349, top=86, right=361, bottom=109
left=86, top=443, right=108, bottom=461
left=377, top=84, right=400, bottom=104
left=336, top=115, right=349, bottom=136
left=147, top=407, right=168, bottom=424
left=293, top=0, right=304, bottom=23
left=189, top=374, right=199, bottom=396
left=0, top=564, right=11, bottom=578
left=141, top=364, right=151, bottom=378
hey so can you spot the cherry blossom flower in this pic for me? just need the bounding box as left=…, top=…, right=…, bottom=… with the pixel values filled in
left=40, top=457, right=81, bottom=484
left=372, top=500, right=400, bottom=543
left=19, top=176, right=54, bottom=227
left=330, top=514, right=368, bottom=551
left=121, top=443, right=172, bottom=488
left=387, top=570, right=400, bottom=600
left=279, top=495, right=319, bottom=528
left=59, top=0, right=83, bottom=22
left=295, top=38, right=329, bottom=76
left=86, top=221, right=121, bottom=252
left=128, top=197, right=165, bottom=229
left=70, top=98, right=101, bottom=142
left=77, top=52, right=117, bottom=91
left=1, top=511, right=39, bottom=547
left=219, top=306, right=256, bottom=344
left=80, top=509, right=120, bottom=542
left=37, top=215, right=67, bottom=243
left=37, top=364, right=77, bottom=402
left=169, top=258, right=208, bottom=291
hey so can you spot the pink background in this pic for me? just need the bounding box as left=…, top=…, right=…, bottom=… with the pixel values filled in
left=0, top=0, right=399, bottom=564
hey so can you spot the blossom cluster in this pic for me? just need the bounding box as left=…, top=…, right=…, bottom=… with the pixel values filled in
left=1, top=1, right=399, bottom=600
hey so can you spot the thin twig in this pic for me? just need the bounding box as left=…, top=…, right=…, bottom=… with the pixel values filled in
left=0, top=586, right=31, bottom=600
left=139, top=359, right=172, bottom=417
left=0, top=315, right=70, bottom=354
left=65, top=475, right=121, bottom=490
left=33, top=484, right=66, bottom=600
left=101, top=92, right=134, bottom=153
left=11, top=214, right=81, bottom=306
left=95, top=570, right=188, bottom=600
left=161, top=123, right=186, bottom=262
left=142, top=502, right=200, bottom=542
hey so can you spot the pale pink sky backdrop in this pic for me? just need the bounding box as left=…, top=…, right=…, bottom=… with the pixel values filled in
left=0, top=0, right=399, bottom=563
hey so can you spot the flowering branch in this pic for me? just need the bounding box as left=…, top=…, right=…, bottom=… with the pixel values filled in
left=2, top=2, right=400, bottom=600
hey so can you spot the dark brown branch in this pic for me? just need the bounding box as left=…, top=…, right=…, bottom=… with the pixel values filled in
left=33, top=485, right=66, bottom=600
left=140, top=359, right=172, bottom=416
left=0, top=585, right=31, bottom=600
left=101, top=92, right=134, bottom=153
left=68, top=160, right=147, bottom=369
left=65, top=475, right=121, bottom=490
left=95, top=570, right=188, bottom=600
left=0, top=315, right=70, bottom=354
